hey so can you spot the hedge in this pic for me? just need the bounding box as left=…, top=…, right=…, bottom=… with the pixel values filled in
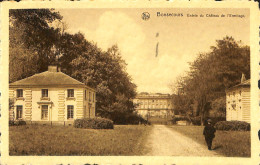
left=215, top=121, right=250, bottom=131
left=74, top=117, right=114, bottom=129
left=173, top=116, right=226, bottom=126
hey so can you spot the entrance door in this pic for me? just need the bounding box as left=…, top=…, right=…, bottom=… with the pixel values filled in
left=41, top=105, right=48, bottom=120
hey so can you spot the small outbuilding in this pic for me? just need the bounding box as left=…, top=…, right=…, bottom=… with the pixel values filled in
left=9, top=65, right=96, bottom=124
left=226, top=75, right=250, bottom=123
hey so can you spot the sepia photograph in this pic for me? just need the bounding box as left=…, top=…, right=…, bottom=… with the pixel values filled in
left=1, top=1, right=259, bottom=165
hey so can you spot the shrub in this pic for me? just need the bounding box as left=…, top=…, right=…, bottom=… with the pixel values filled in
left=215, top=121, right=250, bottom=131
left=172, top=116, right=188, bottom=124
left=9, top=120, right=27, bottom=126
left=74, top=117, right=114, bottom=129
left=9, top=120, right=14, bottom=126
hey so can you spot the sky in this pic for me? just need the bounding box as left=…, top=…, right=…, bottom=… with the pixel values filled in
left=57, top=8, right=250, bottom=94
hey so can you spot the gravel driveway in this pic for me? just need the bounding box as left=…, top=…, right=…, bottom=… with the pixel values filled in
left=145, top=125, right=222, bottom=156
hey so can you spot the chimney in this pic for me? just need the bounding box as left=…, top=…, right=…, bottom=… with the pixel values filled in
left=241, top=73, right=246, bottom=83
left=48, top=65, right=59, bottom=72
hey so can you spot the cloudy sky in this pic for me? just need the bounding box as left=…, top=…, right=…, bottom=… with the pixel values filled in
left=57, top=8, right=249, bottom=94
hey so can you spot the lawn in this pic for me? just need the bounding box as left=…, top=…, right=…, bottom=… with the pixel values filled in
left=168, top=125, right=251, bottom=157
left=9, top=124, right=152, bottom=156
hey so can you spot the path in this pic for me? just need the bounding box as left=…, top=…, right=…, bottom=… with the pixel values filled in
left=145, top=125, right=221, bottom=156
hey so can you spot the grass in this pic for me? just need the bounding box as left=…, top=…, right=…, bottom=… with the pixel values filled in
left=9, top=124, right=152, bottom=156
left=168, top=125, right=251, bottom=157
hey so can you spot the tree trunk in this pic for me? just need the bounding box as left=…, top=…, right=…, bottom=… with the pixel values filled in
left=186, top=113, right=192, bottom=125
left=200, top=111, right=204, bottom=126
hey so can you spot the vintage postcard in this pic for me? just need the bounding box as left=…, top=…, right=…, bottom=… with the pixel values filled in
left=0, top=1, right=259, bottom=165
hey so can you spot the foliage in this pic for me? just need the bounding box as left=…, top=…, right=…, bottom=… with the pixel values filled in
left=67, top=44, right=137, bottom=123
left=9, top=9, right=63, bottom=82
left=215, top=121, right=250, bottom=131
left=208, top=117, right=226, bottom=124
left=210, top=96, right=226, bottom=117
left=74, top=117, right=114, bottom=129
left=173, top=116, right=226, bottom=126
left=9, top=125, right=152, bottom=155
left=171, top=36, right=250, bottom=125
left=9, top=119, right=27, bottom=126
left=9, top=9, right=137, bottom=123
left=172, top=116, right=189, bottom=124
left=112, top=112, right=147, bottom=125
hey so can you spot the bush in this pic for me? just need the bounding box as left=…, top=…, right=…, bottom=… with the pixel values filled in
left=172, top=116, right=188, bottom=124
left=215, top=121, right=250, bottom=131
left=9, top=120, right=14, bottom=126
left=74, top=117, right=114, bottom=129
left=9, top=120, right=27, bottom=126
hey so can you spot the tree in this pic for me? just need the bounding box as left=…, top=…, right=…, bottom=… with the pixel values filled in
left=9, top=9, right=138, bottom=123
left=171, top=36, right=250, bottom=125
left=69, top=44, right=137, bottom=123
left=9, top=9, right=63, bottom=82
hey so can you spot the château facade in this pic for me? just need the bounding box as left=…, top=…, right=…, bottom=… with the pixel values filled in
left=133, top=92, right=174, bottom=118
left=9, top=65, right=96, bottom=124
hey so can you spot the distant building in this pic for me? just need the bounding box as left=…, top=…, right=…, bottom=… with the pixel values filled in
left=9, top=65, right=96, bottom=124
left=133, top=92, right=174, bottom=118
left=226, top=75, right=250, bottom=123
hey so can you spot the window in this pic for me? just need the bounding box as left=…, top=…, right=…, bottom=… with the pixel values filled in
left=85, top=90, right=87, bottom=100
left=42, top=89, right=48, bottom=98
left=67, top=105, right=74, bottom=119
left=89, top=92, right=91, bottom=102
left=41, top=105, right=48, bottom=120
left=93, top=93, right=95, bottom=102
left=16, top=105, right=23, bottom=119
left=67, top=89, right=74, bottom=98
left=17, top=89, right=23, bottom=98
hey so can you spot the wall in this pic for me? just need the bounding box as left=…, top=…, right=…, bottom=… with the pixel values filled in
left=241, top=87, right=250, bottom=123
left=226, top=86, right=250, bottom=123
left=9, top=87, right=96, bottom=122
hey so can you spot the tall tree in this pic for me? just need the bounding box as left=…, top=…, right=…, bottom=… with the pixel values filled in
left=9, top=9, right=138, bottom=123
left=69, top=44, right=137, bottom=123
left=172, top=36, right=250, bottom=125
left=9, top=9, right=62, bottom=82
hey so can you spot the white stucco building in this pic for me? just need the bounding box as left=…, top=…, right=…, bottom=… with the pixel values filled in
left=9, top=65, right=96, bottom=124
left=226, top=76, right=250, bottom=123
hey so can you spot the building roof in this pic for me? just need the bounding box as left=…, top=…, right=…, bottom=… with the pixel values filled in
left=135, top=92, right=172, bottom=99
left=226, top=79, right=250, bottom=91
left=10, top=70, right=94, bottom=90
